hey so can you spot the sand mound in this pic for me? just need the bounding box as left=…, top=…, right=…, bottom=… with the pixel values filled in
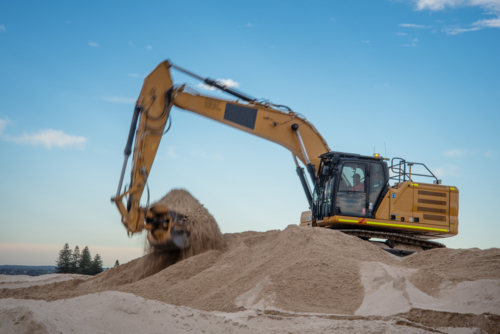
left=2, top=190, right=500, bottom=332
left=120, top=225, right=398, bottom=314
left=2, top=224, right=499, bottom=319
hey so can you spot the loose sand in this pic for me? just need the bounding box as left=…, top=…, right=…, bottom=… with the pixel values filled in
left=1, top=189, right=499, bottom=333
left=0, top=274, right=89, bottom=290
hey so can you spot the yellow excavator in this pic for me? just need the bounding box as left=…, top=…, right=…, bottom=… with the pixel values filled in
left=111, top=60, right=459, bottom=256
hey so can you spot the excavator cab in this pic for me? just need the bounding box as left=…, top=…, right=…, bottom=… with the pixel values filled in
left=312, top=152, right=389, bottom=221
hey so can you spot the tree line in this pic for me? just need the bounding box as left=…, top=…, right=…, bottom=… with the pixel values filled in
left=55, top=243, right=104, bottom=275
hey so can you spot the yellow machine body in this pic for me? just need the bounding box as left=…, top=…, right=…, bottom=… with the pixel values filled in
left=112, top=60, right=459, bottom=249
left=301, top=181, right=459, bottom=239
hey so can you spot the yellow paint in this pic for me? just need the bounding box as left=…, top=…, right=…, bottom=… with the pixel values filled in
left=411, top=183, right=419, bottom=186
left=338, top=219, right=358, bottom=223
left=365, top=221, right=448, bottom=232
left=339, top=217, right=447, bottom=232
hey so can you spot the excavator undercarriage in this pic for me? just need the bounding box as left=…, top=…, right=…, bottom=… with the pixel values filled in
left=339, top=230, right=446, bottom=257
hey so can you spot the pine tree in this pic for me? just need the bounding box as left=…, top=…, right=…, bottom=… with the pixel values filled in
left=90, top=253, right=104, bottom=275
left=70, top=246, right=81, bottom=273
left=78, top=246, right=92, bottom=275
left=114, top=260, right=120, bottom=267
left=55, top=243, right=73, bottom=273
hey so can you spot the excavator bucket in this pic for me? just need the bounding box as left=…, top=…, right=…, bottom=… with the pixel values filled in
left=145, top=207, right=191, bottom=251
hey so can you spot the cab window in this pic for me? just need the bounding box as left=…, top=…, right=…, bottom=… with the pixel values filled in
left=338, top=163, right=366, bottom=193
left=336, top=163, right=367, bottom=217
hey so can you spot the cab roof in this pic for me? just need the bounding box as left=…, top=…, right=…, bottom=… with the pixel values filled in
left=320, top=151, right=385, bottom=162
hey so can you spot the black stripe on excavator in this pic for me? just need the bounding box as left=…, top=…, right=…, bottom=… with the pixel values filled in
left=224, top=104, right=257, bottom=130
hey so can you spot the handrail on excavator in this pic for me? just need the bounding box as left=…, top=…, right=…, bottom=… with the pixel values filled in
left=389, top=157, right=441, bottom=184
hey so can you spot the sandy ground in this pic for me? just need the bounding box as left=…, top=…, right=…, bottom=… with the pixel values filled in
left=1, top=190, right=499, bottom=333
left=0, top=274, right=89, bottom=290
left=1, top=290, right=487, bottom=334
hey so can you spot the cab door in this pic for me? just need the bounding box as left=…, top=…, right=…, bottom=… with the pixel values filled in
left=335, top=162, right=368, bottom=217
left=368, top=162, right=387, bottom=217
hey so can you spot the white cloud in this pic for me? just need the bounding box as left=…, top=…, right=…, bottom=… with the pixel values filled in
left=485, top=150, right=494, bottom=158
left=129, top=41, right=134, bottom=46
left=0, top=25, right=5, bottom=32
left=0, top=120, right=87, bottom=149
left=245, top=22, right=255, bottom=27
left=473, top=16, right=500, bottom=27
left=196, top=83, right=217, bottom=91
left=414, top=0, right=500, bottom=11
left=196, top=78, right=239, bottom=91
left=360, top=40, right=370, bottom=44
left=444, top=26, right=482, bottom=34
left=411, top=0, right=500, bottom=33
left=128, top=73, right=139, bottom=78
left=444, top=148, right=467, bottom=157
left=146, top=45, right=152, bottom=50
left=413, top=38, right=419, bottom=41
left=399, top=23, right=427, bottom=28
left=218, top=79, right=239, bottom=88
left=89, top=41, right=99, bottom=48
left=9, top=129, right=87, bottom=149
left=395, top=32, right=408, bottom=35
left=402, top=42, right=420, bottom=46
left=101, top=96, right=136, bottom=104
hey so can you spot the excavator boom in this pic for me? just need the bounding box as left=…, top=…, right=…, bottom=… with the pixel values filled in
left=112, top=60, right=330, bottom=248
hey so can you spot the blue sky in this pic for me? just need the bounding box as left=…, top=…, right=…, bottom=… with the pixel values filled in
left=1, top=0, right=499, bottom=267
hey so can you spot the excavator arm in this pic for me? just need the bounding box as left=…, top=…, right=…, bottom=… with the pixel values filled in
left=111, top=60, right=330, bottom=248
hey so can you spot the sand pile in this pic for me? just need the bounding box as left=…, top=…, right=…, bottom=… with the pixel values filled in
left=4, top=223, right=498, bottom=319
left=120, top=226, right=397, bottom=314
left=1, top=190, right=500, bottom=332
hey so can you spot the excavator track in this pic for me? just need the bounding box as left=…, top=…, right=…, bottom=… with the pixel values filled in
left=338, top=229, right=446, bottom=255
